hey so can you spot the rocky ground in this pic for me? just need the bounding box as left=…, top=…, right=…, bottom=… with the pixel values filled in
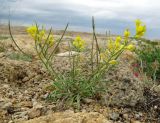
left=0, top=26, right=160, bottom=123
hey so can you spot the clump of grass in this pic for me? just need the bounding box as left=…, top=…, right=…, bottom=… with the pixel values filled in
left=7, top=52, right=32, bottom=62
left=0, top=35, right=9, bottom=40
left=135, top=40, right=160, bottom=81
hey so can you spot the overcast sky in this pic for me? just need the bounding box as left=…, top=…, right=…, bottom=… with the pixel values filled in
left=0, top=0, right=160, bottom=39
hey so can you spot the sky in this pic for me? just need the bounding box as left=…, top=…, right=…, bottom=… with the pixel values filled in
left=0, top=0, right=160, bottom=39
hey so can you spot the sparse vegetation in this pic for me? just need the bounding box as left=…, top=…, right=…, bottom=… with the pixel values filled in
left=7, top=52, right=32, bottom=61
left=0, top=18, right=160, bottom=123
left=135, top=40, right=160, bottom=81
left=0, top=35, right=9, bottom=40
left=22, top=18, right=145, bottom=108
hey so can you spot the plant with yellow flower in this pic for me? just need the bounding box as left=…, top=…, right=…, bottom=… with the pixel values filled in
left=94, top=20, right=146, bottom=82
left=72, top=36, right=85, bottom=51
left=8, top=18, right=146, bottom=109
left=26, top=24, right=69, bottom=79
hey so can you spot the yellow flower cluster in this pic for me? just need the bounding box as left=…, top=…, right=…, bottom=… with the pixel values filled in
left=124, top=29, right=130, bottom=38
left=73, top=36, right=85, bottom=51
left=48, top=35, right=54, bottom=46
left=27, top=25, right=54, bottom=46
left=101, top=28, right=135, bottom=65
left=100, top=19, right=146, bottom=65
left=135, top=19, right=146, bottom=38
left=100, top=51, right=118, bottom=65
left=108, top=36, right=123, bottom=53
left=27, top=25, right=37, bottom=38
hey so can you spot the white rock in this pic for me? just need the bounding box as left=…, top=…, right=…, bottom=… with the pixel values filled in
left=56, top=51, right=79, bottom=57
left=32, top=100, right=43, bottom=109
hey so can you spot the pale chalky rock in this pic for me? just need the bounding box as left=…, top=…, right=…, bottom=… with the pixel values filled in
left=56, top=51, right=79, bottom=57
left=18, top=112, right=111, bottom=123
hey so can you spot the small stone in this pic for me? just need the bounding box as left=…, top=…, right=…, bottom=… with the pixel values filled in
left=81, top=109, right=87, bottom=113
left=135, top=112, right=142, bottom=120
left=123, top=113, right=129, bottom=119
left=154, top=105, right=158, bottom=109
left=24, top=90, right=28, bottom=94
left=21, top=101, right=33, bottom=108
left=28, top=108, right=41, bottom=119
left=4, top=79, right=8, bottom=83
left=131, top=120, right=141, bottom=123
left=64, top=110, right=74, bottom=114
left=109, top=112, right=120, bottom=121
left=22, top=77, right=29, bottom=82
left=32, top=101, right=43, bottom=109
left=8, top=91, right=15, bottom=98
left=83, top=98, right=94, bottom=104
left=18, top=94, right=23, bottom=99
left=56, top=51, right=79, bottom=57
left=41, top=93, right=49, bottom=100
left=153, top=85, right=160, bottom=93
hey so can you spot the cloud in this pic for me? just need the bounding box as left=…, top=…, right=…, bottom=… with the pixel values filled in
left=0, top=0, right=160, bottom=38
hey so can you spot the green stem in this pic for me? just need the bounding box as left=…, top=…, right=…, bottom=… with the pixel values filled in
left=35, top=24, right=60, bottom=79
left=47, top=23, right=69, bottom=62
left=92, top=17, right=100, bottom=66
left=88, top=43, right=127, bottom=82
left=40, top=27, right=52, bottom=57
left=91, top=31, right=94, bottom=74
left=8, top=20, right=27, bottom=55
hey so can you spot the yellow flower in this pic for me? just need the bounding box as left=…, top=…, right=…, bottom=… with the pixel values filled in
left=108, top=40, right=114, bottom=50
left=115, top=36, right=122, bottom=50
left=115, top=36, right=122, bottom=43
left=115, top=41, right=120, bottom=50
left=135, top=19, right=146, bottom=38
left=37, top=29, right=46, bottom=41
left=48, top=34, right=54, bottom=46
left=108, top=38, right=123, bottom=52
left=124, top=29, right=130, bottom=38
left=39, top=30, right=45, bottom=38
left=135, top=19, right=142, bottom=26
left=27, top=25, right=47, bottom=42
left=109, top=60, right=118, bottom=65
left=135, top=25, right=146, bottom=38
left=126, top=44, right=135, bottom=51
left=73, top=36, right=85, bottom=51
left=27, top=25, right=37, bottom=38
